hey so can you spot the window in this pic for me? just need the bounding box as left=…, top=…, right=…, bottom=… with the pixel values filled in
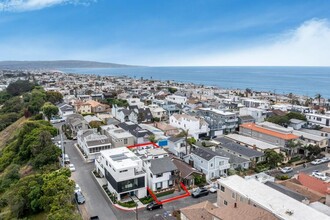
left=156, top=182, right=162, bottom=189
left=120, top=170, right=128, bottom=173
left=220, top=185, right=225, bottom=192
left=232, top=192, right=236, bottom=199
left=219, top=161, right=224, bottom=166
left=150, top=173, right=153, bottom=178
left=210, top=163, right=213, bottom=168
left=224, top=200, right=228, bottom=205
left=156, top=173, right=163, bottom=178
left=168, top=180, right=173, bottom=186
left=240, top=196, right=243, bottom=202
left=124, top=138, right=128, bottom=144
left=106, top=161, right=108, bottom=166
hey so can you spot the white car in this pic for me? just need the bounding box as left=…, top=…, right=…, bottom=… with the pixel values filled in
left=68, top=164, right=76, bottom=172
left=75, top=184, right=81, bottom=193
left=209, top=186, right=218, bottom=193
left=311, top=159, right=324, bottom=165
left=321, top=157, right=330, bottom=163
left=280, top=167, right=293, bottom=173
left=312, top=171, right=327, bottom=181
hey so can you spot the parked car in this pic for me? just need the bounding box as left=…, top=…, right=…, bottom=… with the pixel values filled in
left=321, top=157, right=330, bottom=163
left=75, top=184, right=81, bottom=193
left=75, top=191, right=86, bottom=204
left=68, top=164, right=76, bottom=172
left=209, top=186, right=218, bottom=193
left=312, top=171, right=327, bottom=181
left=280, top=167, right=293, bottom=173
left=191, top=187, right=209, bottom=198
left=311, top=159, right=324, bottom=165
left=64, top=154, right=70, bottom=163
left=90, top=217, right=99, bottom=220
left=146, top=201, right=162, bottom=211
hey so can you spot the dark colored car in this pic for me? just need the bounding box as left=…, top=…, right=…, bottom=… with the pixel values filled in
left=146, top=201, right=163, bottom=211
left=90, top=216, right=99, bottom=220
left=191, top=187, right=209, bottom=198
left=75, top=191, right=86, bottom=204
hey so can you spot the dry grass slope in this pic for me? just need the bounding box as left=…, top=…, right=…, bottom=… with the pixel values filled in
left=0, top=117, right=27, bottom=150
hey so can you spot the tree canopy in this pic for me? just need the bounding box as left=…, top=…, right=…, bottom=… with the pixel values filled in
left=42, top=102, right=59, bottom=121
left=6, top=80, right=34, bottom=96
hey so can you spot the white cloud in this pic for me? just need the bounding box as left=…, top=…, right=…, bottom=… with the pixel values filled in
left=179, top=18, right=330, bottom=66
left=0, top=0, right=95, bottom=12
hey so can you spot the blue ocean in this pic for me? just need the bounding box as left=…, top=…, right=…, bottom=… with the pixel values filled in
left=60, top=66, right=330, bottom=98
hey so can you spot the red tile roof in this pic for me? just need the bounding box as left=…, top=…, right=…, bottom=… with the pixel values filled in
left=240, top=123, right=298, bottom=140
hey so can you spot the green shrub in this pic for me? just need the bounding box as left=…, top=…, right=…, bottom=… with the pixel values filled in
left=276, top=174, right=289, bottom=180
left=288, top=156, right=301, bottom=164
left=117, top=201, right=136, bottom=208
left=139, top=196, right=154, bottom=204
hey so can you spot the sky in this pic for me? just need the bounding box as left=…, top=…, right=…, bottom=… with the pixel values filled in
left=0, top=0, right=330, bottom=66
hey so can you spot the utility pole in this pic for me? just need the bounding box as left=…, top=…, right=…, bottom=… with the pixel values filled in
left=60, top=130, right=64, bottom=167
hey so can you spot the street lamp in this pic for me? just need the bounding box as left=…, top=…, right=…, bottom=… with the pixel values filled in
left=129, top=195, right=138, bottom=220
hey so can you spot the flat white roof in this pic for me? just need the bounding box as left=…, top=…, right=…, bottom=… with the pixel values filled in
left=292, top=130, right=328, bottom=142
left=226, top=134, right=280, bottom=150
left=218, top=175, right=328, bottom=220
left=101, top=147, right=140, bottom=170
left=199, top=108, right=235, bottom=116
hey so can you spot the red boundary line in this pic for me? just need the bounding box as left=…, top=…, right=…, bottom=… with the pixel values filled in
left=127, top=142, right=160, bottom=149
left=147, top=182, right=191, bottom=205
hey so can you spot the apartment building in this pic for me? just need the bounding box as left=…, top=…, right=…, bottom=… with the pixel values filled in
left=95, top=147, right=147, bottom=201
left=100, top=125, right=135, bottom=148
left=170, top=113, right=209, bottom=139
left=240, top=123, right=298, bottom=147
left=197, top=108, right=238, bottom=136
left=77, top=129, right=112, bottom=160
left=306, top=113, right=330, bottom=127
left=217, top=175, right=328, bottom=220
left=165, top=94, right=187, bottom=105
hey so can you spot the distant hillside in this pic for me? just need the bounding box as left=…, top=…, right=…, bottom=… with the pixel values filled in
left=0, top=60, right=138, bottom=69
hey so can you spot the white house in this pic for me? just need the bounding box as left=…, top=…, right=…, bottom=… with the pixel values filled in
left=148, top=104, right=167, bottom=120
left=127, top=98, right=145, bottom=108
left=165, top=94, right=187, bottom=105
left=169, top=113, right=209, bottom=139
left=77, top=129, right=112, bottom=160
left=100, top=124, right=135, bottom=148
left=95, top=147, right=147, bottom=201
left=239, top=107, right=267, bottom=123
left=147, top=157, right=177, bottom=191
left=306, top=113, right=330, bottom=127
left=168, top=136, right=186, bottom=157
left=132, top=147, right=177, bottom=191
left=58, top=103, right=75, bottom=119
left=187, top=147, right=230, bottom=181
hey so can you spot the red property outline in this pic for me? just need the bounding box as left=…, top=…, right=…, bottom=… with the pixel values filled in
left=127, top=142, right=160, bottom=149
left=147, top=182, right=191, bottom=205
left=127, top=142, right=191, bottom=204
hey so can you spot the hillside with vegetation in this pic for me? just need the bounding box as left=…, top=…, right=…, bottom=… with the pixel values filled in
left=0, top=60, right=138, bottom=69
left=0, top=80, right=80, bottom=219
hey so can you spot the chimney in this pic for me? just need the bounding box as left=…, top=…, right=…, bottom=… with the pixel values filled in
left=234, top=203, right=237, bottom=208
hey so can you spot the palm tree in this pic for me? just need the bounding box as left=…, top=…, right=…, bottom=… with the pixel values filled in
left=176, top=129, right=189, bottom=155
left=315, top=93, right=322, bottom=106
left=187, top=137, right=197, bottom=154
left=148, top=134, right=157, bottom=143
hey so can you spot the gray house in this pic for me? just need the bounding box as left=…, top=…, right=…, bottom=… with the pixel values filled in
left=215, top=137, right=265, bottom=163
left=186, top=147, right=230, bottom=181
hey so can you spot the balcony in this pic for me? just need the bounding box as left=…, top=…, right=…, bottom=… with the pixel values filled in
left=134, top=168, right=146, bottom=176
